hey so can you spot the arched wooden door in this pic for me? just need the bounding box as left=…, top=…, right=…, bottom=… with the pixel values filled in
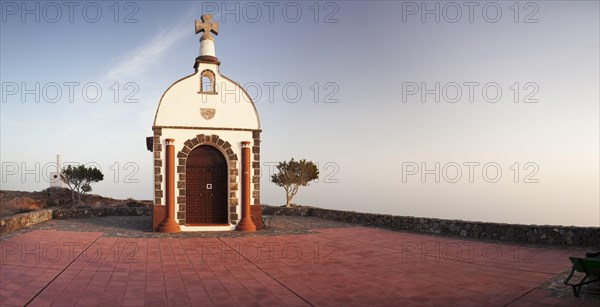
left=186, top=145, right=228, bottom=224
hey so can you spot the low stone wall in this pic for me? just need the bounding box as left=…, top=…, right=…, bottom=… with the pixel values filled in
left=262, top=206, right=600, bottom=247
left=0, top=209, right=53, bottom=235
left=53, top=207, right=152, bottom=219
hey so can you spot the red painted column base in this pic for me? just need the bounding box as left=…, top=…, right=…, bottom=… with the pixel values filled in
left=236, top=217, right=256, bottom=232
left=158, top=219, right=181, bottom=233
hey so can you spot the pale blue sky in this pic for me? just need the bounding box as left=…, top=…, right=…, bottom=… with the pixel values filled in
left=1, top=1, right=598, bottom=226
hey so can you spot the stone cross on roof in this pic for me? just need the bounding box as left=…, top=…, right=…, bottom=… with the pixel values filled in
left=195, top=14, right=219, bottom=41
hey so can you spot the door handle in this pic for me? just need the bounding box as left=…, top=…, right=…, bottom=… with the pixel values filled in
left=206, top=184, right=212, bottom=189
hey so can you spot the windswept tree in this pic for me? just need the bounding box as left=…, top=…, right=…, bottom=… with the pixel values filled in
left=60, top=165, right=104, bottom=208
left=271, top=159, right=319, bottom=208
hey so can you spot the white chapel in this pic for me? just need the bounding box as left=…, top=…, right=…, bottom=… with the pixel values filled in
left=148, top=15, right=260, bottom=232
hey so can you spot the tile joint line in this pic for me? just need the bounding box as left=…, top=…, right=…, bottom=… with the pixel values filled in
left=23, top=234, right=103, bottom=307
left=217, top=237, right=314, bottom=307
left=502, top=287, right=537, bottom=307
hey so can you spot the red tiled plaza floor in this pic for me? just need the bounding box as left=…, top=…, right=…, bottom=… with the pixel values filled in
left=1, top=227, right=597, bottom=306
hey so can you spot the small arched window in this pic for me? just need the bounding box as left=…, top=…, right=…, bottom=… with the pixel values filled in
left=200, top=70, right=216, bottom=94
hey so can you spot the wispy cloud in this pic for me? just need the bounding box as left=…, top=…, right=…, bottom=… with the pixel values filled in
left=105, top=20, right=190, bottom=82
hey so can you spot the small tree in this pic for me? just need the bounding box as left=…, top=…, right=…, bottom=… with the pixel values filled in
left=60, top=165, right=104, bottom=208
left=271, top=158, right=319, bottom=208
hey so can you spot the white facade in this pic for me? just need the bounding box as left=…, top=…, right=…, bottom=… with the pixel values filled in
left=152, top=29, right=261, bottom=232
left=154, top=63, right=260, bottom=130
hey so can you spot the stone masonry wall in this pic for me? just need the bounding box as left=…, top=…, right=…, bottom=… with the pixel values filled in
left=262, top=206, right=600, bottom=247
left=252, top=130, right=261, bottom=206
left=153, top=127, right=163, bottom=207
left=0, top=210, right=53, bottom=235
left=53, top=207, right=151, bottom=219
left=0, top=207, right=152, bottom=235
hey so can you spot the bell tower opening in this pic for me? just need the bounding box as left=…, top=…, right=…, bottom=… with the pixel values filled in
left=200, top=69, right=216, bottom=93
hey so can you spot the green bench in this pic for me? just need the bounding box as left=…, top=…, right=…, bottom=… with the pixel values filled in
left=564, top=251, right=600, bottom=297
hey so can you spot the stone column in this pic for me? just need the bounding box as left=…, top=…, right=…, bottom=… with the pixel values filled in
left=158, top=138, right=181, bottom=233
left=236, top=141, right=256, bottom=232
